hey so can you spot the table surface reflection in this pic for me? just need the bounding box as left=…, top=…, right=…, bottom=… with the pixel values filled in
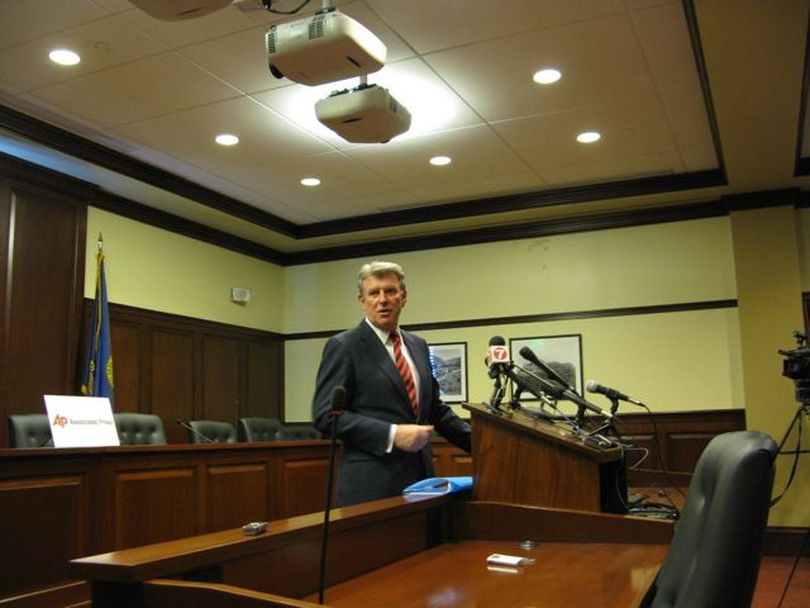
left=312, top=539, right=667, bottom=608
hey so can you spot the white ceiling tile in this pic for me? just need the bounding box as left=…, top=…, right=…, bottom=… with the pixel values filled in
left=365, top=0, right=626, bottom=54
left=179, top=26, right=283, bottom=95
left=113, top=96, right=331, bottom=170
left=12, top=92, right=111, bottom=138
left=30, top=52, right=240, bottom=127
left=661, top=87, right=718, bottom=172
left=344, top=124, right=536, bottom=190
left=424, top=13, right=658, bottom=122
left=302, top=188, right=419, bottom=221
left=235, top=150, right=403, bottom=219
left=91, top=0, right=134, bottom=13
left=631, top=1, right=701, bottom=94
left=492, top=93, right=676, bottom=172
left=407, top=171, right=544, bottom=206
left=113, top=5, right=265, bottom=48
left=0, top=0, right=111, bottom=49
left=0, top=16, right=169, bottom=92
left=538, top=150, right=684, bottom=186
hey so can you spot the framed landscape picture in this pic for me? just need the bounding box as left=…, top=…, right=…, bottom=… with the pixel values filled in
left=509, top=334, right=584, bottom=397
left=428, top=342, right=468, bottom=403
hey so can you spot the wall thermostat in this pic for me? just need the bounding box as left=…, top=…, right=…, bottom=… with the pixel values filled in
left=231, top=287, right=251, bottom=304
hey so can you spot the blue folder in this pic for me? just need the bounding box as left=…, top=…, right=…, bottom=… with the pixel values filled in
left=402, top=476, right=473, bottom=495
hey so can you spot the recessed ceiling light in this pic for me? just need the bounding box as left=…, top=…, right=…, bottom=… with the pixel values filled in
left=429, top=155, right=452, bottom=166
left=49, top=49, right=80, bottom=66
left=300, top=177, right=321, bottom=187
left=533, top=68, right=561, bottom=85
left=577, top=131, right=601, bottom=143
left=215, top=133, right=239, bottom=146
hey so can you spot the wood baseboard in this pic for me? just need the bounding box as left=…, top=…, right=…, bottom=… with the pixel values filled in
left=763, top=526, right=810, bottom=556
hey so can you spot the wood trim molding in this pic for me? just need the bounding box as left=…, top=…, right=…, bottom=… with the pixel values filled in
left=97, top=300, right=284, bottom=340
left=284, top=299, right=738, bottom=341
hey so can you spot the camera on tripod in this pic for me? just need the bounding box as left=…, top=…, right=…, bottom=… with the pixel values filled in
left=779, top=331, right=810, bottom=405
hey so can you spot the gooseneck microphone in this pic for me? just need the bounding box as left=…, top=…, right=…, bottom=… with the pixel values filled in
left=175, top=418, right=215, bottom=443
left=318, top=385, right=345, bottom=605
left=512, top=366, right=614, bottom=420
left=484, top=336, right=611, bottom=420
left=586, top=380, right=644, bottom=406
left=519, top=346, right=578, bottom=394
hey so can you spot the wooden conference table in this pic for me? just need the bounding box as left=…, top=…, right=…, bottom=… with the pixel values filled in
left=70, top=492, right=672, bottom=608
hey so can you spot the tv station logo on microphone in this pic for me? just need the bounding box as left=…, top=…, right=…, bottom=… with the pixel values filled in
left=490, top=346, right=509, bottom=363
left=492, top=346, right=509, bottom=363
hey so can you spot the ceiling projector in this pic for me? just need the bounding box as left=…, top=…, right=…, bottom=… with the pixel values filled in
left=266, top=9, right=387, bottom=86
left=129, top=0, right=231, bottom=20
left=315, top=84, right=411, bottom=144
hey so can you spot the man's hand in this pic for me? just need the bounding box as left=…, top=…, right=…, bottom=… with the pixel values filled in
left=394, top=424, right=434, bottom=452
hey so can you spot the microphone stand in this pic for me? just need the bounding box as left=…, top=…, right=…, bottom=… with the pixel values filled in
left=485, top=374, right=505, bottom=414
left=588, top=397, right=621, bottom=440
left=174, top=419, right=215, bottom=443
left=318, top=386, right=345, bottom=604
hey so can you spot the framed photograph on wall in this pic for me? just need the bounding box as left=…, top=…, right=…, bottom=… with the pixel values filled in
left=428, top=342, right=468, bottom=403
left=509, top=334, right=584, bottom=397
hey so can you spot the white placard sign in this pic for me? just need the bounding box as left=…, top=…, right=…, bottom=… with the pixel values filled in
left=43, top=395, right=120, bottom=448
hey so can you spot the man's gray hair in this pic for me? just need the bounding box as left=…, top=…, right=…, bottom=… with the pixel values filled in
left=357, top=261, right=406, bottom=294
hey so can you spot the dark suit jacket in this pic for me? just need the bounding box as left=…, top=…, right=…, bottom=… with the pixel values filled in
left=312, top=320, right=471, bottom=506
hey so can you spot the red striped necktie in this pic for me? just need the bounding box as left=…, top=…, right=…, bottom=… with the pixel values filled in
left=390, top=331, right=418, bottom=415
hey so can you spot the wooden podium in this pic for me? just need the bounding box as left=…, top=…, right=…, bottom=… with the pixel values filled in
left=463, top=402, right=627, bottom=513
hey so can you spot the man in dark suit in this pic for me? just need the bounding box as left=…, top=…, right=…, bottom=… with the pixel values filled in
left=312, top=261, right=471, bottom=506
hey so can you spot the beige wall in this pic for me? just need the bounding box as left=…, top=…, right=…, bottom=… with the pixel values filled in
left=731, top=206, right=807, bottom=527
left=284, top=217, right=741, bottom=421
left=283, top=218, right=736, bottom=332
left=85, top=207, right=285, bottom=332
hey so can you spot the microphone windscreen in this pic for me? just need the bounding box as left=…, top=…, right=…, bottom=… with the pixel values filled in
left=519, top=346, right=533, bottom=359
left=330, top=385, right=346, bottom=412
left=489, top=335, right=505, bottom=346
left=585, top=380, right=600, bottom=394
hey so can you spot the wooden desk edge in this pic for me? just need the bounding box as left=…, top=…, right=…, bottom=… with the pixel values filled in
left=69, top=493, right=457, bottom=582
left=70, top=495, right=671, bottom=584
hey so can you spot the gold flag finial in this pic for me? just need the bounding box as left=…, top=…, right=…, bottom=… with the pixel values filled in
left=97, top=232, right=104, bottom=251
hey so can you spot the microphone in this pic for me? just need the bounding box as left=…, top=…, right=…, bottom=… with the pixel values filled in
left=329, top=384, right=346, bottom=416
left=318, top=385, right=345, bottom=604
left=484, top=336, right=509, bottom=410
left=586, top=380, right=644, bottom=406
left=486, top=336, right=510, bottom=377
left=507, top=365, right=614, bottom=420
left=518, top=346, right=578, bottom=394
left=175, top=418, right=215, bottom=443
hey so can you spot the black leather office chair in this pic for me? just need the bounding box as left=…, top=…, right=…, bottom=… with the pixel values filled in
left=8, top=414, right=53, bottom=448
left=187, top=420, right=236, bottom=444
left=648, top=430, right=777, bottom=608
left=281, top=423, right=321, bottom=440
left=237, top=417, right=285, bottom=442
left=114, top=413, right=167, bottom=445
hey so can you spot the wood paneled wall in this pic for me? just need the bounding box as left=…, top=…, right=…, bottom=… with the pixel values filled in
left=0, top=441, right=332, bottom=606
left=82, top=302, right=285, bottom=444
left=0, top=177, right=87, bottom=447
left=618, top=408, right=746, bottom=485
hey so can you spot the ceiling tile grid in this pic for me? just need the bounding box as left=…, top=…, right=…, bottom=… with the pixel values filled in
left=0, top=0, right=803, bottom=255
